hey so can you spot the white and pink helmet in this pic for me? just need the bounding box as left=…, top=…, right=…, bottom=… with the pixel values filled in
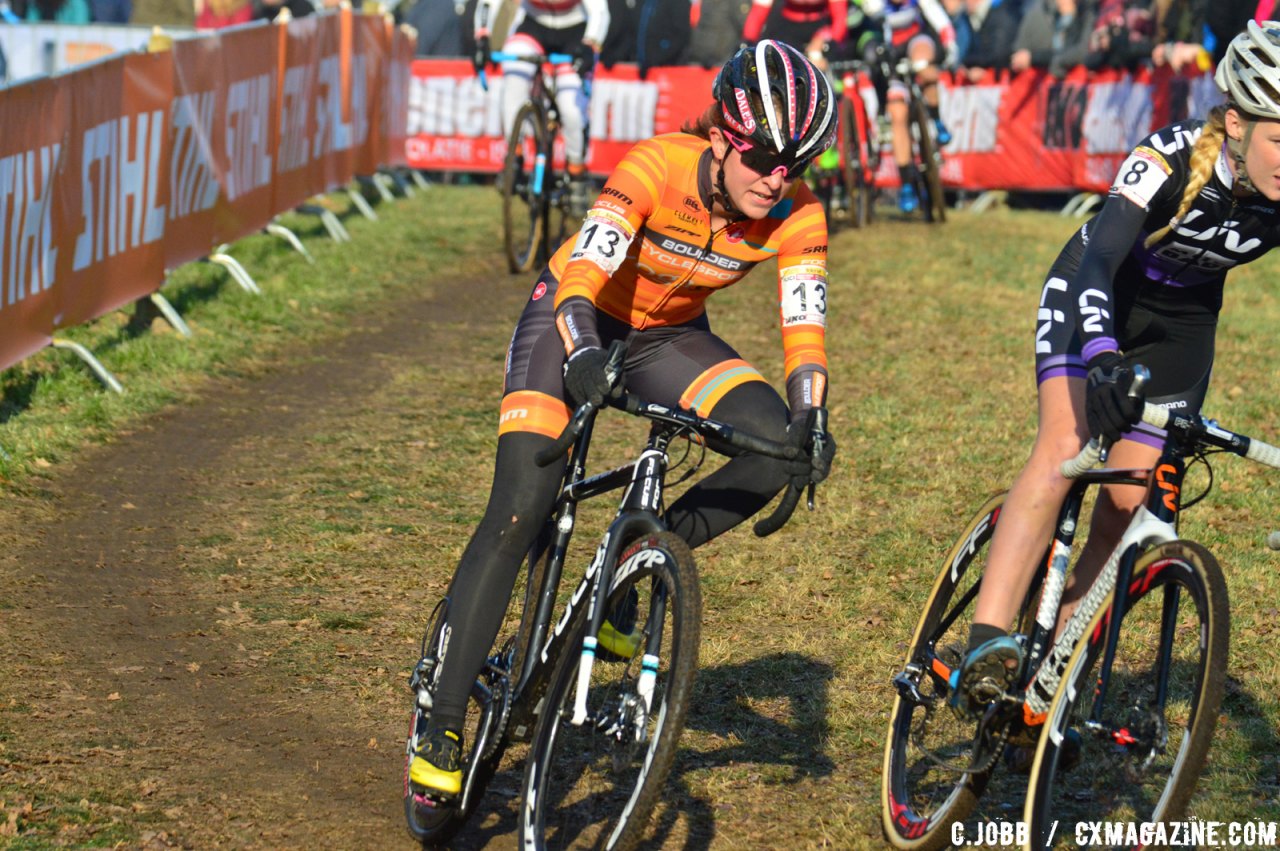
left=713, top=40, right=838, bottom=171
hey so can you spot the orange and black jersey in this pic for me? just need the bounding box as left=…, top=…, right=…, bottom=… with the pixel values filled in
left=550, top=132, right=830, bottom=413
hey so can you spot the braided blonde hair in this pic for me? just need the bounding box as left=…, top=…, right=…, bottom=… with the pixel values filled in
left=1143, top=105, right=1228, bottom=248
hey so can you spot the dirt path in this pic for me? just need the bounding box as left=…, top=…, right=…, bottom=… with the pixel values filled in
left=0, top=269, right=525, bottom=848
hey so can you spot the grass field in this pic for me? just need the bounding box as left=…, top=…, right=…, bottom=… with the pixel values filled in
left=1, top=184, right=1279, bottom=848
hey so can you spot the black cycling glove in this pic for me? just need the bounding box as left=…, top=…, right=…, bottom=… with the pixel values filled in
left=1085, top=352, right=1144, bottom=443
left=571, top=42, right=596, bottom=78
left=563, top=346, right=618, bottom=407
left=473, top=34, right=491, bottom=74
left=784, top=407, right=837, bottom=488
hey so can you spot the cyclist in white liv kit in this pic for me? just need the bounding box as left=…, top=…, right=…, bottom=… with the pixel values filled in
left=952, top=21, right=1280, bottom=738
left=473, top=0, right=610, bottom=214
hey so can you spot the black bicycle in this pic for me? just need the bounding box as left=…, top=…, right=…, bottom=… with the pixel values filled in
left=882, top=367, right=1280, bottom=850
left=404, top=343, right=820, bottom=849
left=483, top=51, right=579, bottom=273
left=877, top=51, right=946, bottom=225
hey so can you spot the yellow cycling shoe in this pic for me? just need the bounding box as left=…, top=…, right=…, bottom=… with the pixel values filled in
left=408, top=728, right=462, bottom=797
left=597, top=617, right=643, bottom=661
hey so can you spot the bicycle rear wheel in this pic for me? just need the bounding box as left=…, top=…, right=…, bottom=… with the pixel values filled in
left=1024, top=540, right=1229, bottom=849
left=503, top=101, right=548, bottom=273
left=882, top=493, right=1017, bottom=850
left=908, top=96, right=946, bottom=225
left=519, top=532, right=700, bottom=851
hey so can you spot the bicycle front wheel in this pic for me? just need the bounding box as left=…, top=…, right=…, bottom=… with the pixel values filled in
left=519, top=531, right=700, bottom=851
left=909, top=95, right=946, bottom=225
left=1024, top=540, right=1229, bottom=849
left=502, top=101, right=548, bottom=273
left=838, top=94, right=874, bottom=229
left=883, top=493, right=1012, bottom=850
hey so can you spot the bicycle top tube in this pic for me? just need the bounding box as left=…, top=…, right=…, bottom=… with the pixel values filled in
left=536, top=390, right=802, bottom=469
left=490, top=51, right=576, bottom=66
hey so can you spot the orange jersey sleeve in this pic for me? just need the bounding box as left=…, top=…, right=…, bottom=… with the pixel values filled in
left=774, top=185, right=830, bottom=411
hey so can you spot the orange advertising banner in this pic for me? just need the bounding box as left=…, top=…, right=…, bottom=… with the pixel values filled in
left=167, top=32, right=225, bottom=269
left=57, top=50, right=173, bottom=330
left=316, top=11, right=356, bottom=194
left=353, top=14, right=389, bottom=176
left=274, top=13, right=323, bottom=214
left=213, top=21, right=281, bottom=245
left=384, top=25, right=412, bottom=168
left=0, top=10, right=413, bottom=374
left=0, top=75, right=66, bottom=369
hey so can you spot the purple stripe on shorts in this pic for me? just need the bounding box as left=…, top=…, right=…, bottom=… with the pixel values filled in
left=1081, top=337, right=1120, bottom=364
left=1123, top=421, right=1166, bottom=450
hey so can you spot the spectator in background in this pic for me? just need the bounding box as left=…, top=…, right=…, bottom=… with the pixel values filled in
left=957, top=0, right=1022, bottom=76
left=254, top=0, right=313, bottom=20
left=688, top=0, right=751, bottom=68
left=743, top=0, right=848, bottom=51
left=130, top=0, right=193, bottom=25
left=1151, top=0, right=1209, bottom=71
left=91, top=0, right=131, bottom=21
left=1084, top=0, right=1154, bottom=69
left=406, top=0, right=465, bottom=54
left=601, top=0, right=638, bottom=66
left=601, top=0, right=693, bottom=75
left=195, top=0, right=252, bottom=27
left=24, top=0, right=90, bottom=21
left=1010, top=0, right=1096, bottom=75
left=1205, top=2, right=1257, bottom=62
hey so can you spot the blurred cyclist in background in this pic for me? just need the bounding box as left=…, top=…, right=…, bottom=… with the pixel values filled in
left=843, top=0, right=957, bottom=213
left=474, top=0, right=609, bottom=215
left=743, top=0, right=850, bottom=49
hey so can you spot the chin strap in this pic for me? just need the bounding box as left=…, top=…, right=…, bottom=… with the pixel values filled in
left=712, top=156, right=747, bottom=221
left=1227, top=120, right=1261, bottom=195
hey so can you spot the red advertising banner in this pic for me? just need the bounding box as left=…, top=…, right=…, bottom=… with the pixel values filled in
left=408, top=60, right=1223, bottom=192
left=58, top=51, right=173, bottom=329
left=408, top=59, right=716, bottom=174
left=0, top=75, right=66, bottom=368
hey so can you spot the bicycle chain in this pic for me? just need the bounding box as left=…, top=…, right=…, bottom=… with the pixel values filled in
left=477, top=638, right=516, bottom=763
left=911, top=702, right=1011, bottom=777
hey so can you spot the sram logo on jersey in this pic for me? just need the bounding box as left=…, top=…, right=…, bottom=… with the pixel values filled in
left=600, top=186, right=634, bottom=206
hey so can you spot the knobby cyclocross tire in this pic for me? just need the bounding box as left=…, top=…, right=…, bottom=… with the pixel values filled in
left=1023, top=540, right=1229, bottom=850
left=403, top=612, right=506, bottom=845
left=519, top=532, right=700, bottom=851
left=503, top=101, right=549, bottom=273
left=883, top=493, right=1013, bottom=850
left=838, top=95, right=874, bottom=229
left=909, top=96, right=946, bottom=225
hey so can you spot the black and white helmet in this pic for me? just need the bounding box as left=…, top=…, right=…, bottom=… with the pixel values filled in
left=1216, top=19, right=1280, bottom=119
left=713, top=40, right=837, bottom=168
